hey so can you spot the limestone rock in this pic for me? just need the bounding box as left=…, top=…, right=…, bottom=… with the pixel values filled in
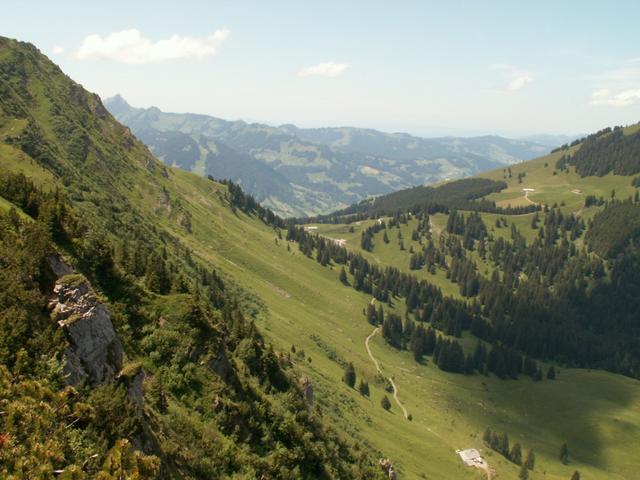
left=49, top=274, right=123, bottom=386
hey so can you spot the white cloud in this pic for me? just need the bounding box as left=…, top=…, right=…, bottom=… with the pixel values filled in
left=588, top=59, right=640, bottom=106
left=297, top=61, right=350, bottom=78
left=76, top=28, right=230, bottom=64
left=491, top=63, right=534, bottom=92
left=507, top=74, right=534, bottom=92
left=589, top=88, right=640, bottom=107
left=52, top=45, right=65, bottom=54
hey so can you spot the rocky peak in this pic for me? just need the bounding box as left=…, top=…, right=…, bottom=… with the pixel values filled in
left=103, top=93, right=134, bottom=116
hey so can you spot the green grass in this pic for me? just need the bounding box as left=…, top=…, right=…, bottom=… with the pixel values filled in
left=480, top=147, right=637, bottom=215
left=147, top=169, right=640, bottom=480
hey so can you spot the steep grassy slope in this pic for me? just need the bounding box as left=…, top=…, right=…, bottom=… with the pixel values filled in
left=135, top=167, right=640, bottom=480
left=0, top=36, right=386, bottom=479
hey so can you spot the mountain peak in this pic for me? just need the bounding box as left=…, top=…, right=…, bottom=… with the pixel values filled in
left=103, top=94, right=133, bottom=115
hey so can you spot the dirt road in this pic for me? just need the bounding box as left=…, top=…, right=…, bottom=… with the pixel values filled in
left=365, top=327, right=409, bottom=419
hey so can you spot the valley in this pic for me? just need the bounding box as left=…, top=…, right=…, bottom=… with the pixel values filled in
left=1, top=27, right=640, bottom=480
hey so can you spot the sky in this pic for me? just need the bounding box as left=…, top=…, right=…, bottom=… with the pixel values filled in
left=3, top=1, right=640, bottom=137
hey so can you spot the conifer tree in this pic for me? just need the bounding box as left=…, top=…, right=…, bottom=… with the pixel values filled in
left=510, top=442, right=522, bottom=465
left=547, top=365, right=556, bottom=379
left=358, top=380, right=370, bottom=397
left=381, top=395, right=391, bottom=411
left=524, top=449, right=535, bottom=470
left=571, top=471, right=580, bottom=480
left=339, top=266, right=348, bottom=284
left=148, top=375, right=168, bottom=414
left=343, top=362, right=356, bottom=388
left=483, top=427, right=492, bottom=444
left=559, top=442, right=569, bottom=464
left=519, top=462, right=529, bottom=479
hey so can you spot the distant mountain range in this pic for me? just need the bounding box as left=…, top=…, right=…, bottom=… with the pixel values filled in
left=518, top=133, right=585, bottom=148
left=105, top=95, right=550, bottom=217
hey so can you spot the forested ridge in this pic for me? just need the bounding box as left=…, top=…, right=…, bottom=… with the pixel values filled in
left=303, top=177, right=539, bottom=224
left=556, top=126, right=640, bottom=176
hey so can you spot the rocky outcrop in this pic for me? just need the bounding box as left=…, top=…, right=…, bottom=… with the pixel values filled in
left=48, top=254, right=74, bottom=277
left=379, top=458, right=397, bottom=480
left=48, top=270, right=123, bottom=386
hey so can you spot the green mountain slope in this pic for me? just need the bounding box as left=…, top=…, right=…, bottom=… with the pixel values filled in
left=297, top=125, right=640, bottom=478
left=105, top=95, right=548, bottom=218
left=0, top=36, right=385, bottom=479
left=2, top=36, right=640, bottom=480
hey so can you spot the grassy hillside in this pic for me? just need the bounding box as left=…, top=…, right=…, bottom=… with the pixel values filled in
left=0, top=36, right=385, bottom=479
left=295, top=126, right=640, bottom=478
left=2, top=36, right=640, bottom=480
left=479, top=136, right=639, bottom=215
left=161, top=169, right=640, bottom=480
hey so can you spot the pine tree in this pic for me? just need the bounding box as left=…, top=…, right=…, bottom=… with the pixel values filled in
left=547, top=365, right=556, bottom=379
left=510, top=442, right=522, bottom=465
left=524, top=449, right=535, bottom=470
left=483, top=427, right=492, bottom=444
left=500, top=432, right=510, bottom=457
left=358, top=380, right=370, bottom=397
left=339, top=266, right=348, bottom=285
left=381, top=395, right=391, bottom=411
left=343, top=362, right=356, bottom=388
left=559, top=442, right=569, bottom=464
left=464, top=354, right=475, bottom=374
left=147, top=375, right=168, bottom=413
left=518, top=462, right=529, bottom=480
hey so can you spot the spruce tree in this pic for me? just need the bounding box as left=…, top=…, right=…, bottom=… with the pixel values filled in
left=500, top=432, right=510, bottom=457
left=381, top=395, right=392, bottom=411
left=524, top=449, right=535, bottom=470
left=339, top=266, right=348, bottom=285
left=518, top=462, right=529, bottom=480
left=510, top=442, right=522, bottom=465
left=148, top=375, right=168, bottom=414
left=547, top=365, right=556, bottom=379
left=559, top=442, right=569, bottom=464
left=343, top=362, right=356, bottom=388
left=483, top=427, right=492, bottom=444
left=358, top=380, right=370, bottom=397
left=533, top=368, right=543, bottom=381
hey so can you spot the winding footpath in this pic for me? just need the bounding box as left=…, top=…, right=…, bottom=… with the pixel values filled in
left=365, top=327, right=409, bottom=419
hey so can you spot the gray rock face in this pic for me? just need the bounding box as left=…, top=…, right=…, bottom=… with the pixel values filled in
left=48, top=254, right=74, bottom=277
left=49, top=277, right=123, bottom=386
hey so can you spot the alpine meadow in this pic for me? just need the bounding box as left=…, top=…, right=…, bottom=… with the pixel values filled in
left=1, top=3, right=640, bottom=480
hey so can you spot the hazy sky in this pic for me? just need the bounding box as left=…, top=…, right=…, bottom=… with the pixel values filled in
left=4, top=1, right=640, bottom=136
